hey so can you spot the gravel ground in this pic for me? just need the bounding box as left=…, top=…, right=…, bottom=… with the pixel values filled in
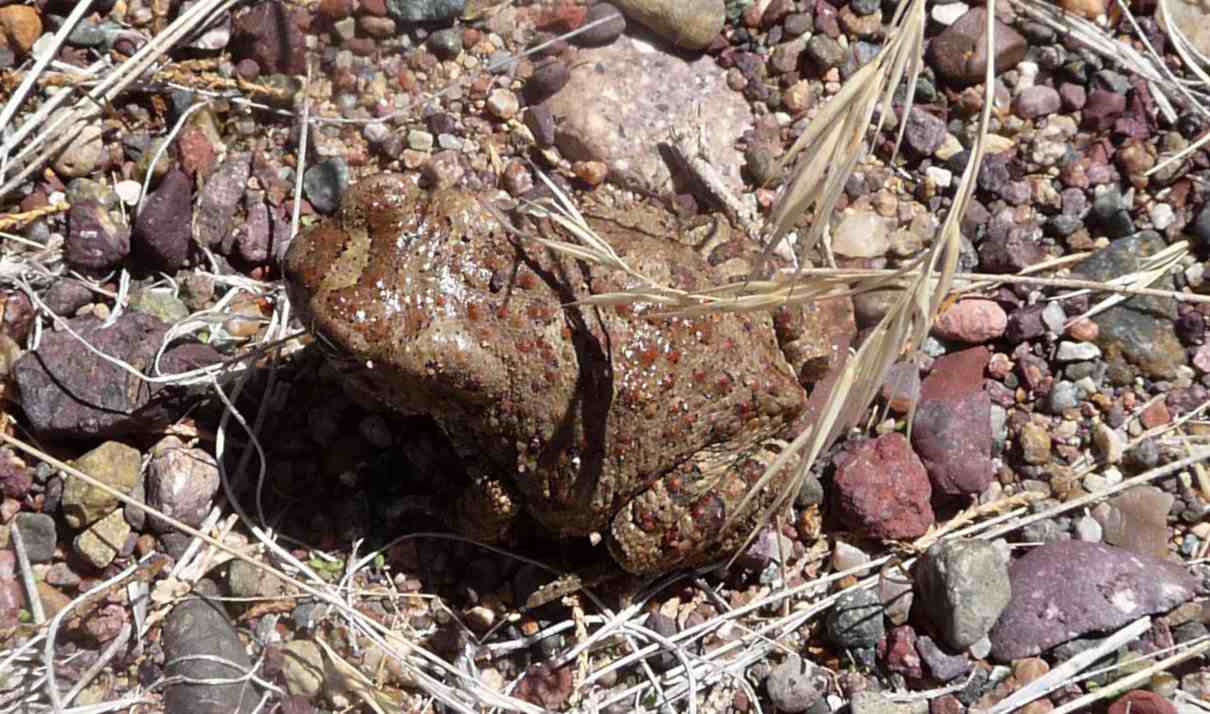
left=1, top=0, right=1210, bottom=712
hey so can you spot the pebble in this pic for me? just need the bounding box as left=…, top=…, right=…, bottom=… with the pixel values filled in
left=879, top=564, right=914, bottom=625
left=1074, top=515, right=1103, bottom=542
left=53, top=123, right=104, bottom=178
left=833, top=540, right=871, bottom=572
left=0, top=5, right=41, bottom=57
left=1097, top=486, right=1173, bottom=558
left=145, top=436, right=221, bottom=533
left=988, top=541, right=1200, bottom=661
left=576, top=3, right=626, bottom=46
left=547, top=36, right=751, bottom=195
left=61, top=441, right=142, bottom=529
left=407, top=129, right=435, bottom=151
left=1054, top=341, right=1101, bottom=362
left=526, top=60, right=570, bottom=103
left=163, top=581, right=258, bottom=714
left=833, top=433, right=934, bottom=539
left=851, top=691, right=927, bottom=714
left=833, top=210, right=891, bottom=257
left=934, top=299, right=1008, bottom=343
left=1018, top=421, right=1051, bottom=465
left=912, top=347, right=996, bottom=495
left=927, top=8, right=1027, bottom=85
left=1083, top=89, right=1127, bottom=131
left=930, top=2, right=969, bottom=25
left=609, top=0, right=724, bottom=49
left=914, top=540, right=1012, bottom=650
left=302, top=157, right=349, bottom=215
left=133, top=169, right=193, bottom=271
left=903, top=106, right=947, bottom=157
left=14, top=512, right=56, bottom=563
left=195, top=153, right=252, bottom=248
left=826, top=588, right=885, bottom=650
left=1092, top=422, right=1125, bottom=463
left=1107, top=690, right=1176, bottom=714
left=230, top=1, right=306, bottom=75
left=766, top=656, right=825, bottom=713
left=282, top=640, right=325, bottom=697
left=916, top=634, right=972, bottom=682
left=485, top=88, right=520, bottom=120
left=806, top=34, right=847, bottom=70
left=426, top=27, right=463, bottom=59
left=13, top=314, right=218, bottom=440
left=1073, top=232, right=1186, bottom=382
left=1012, top=85, right=1061, bottom=119
left=65, top=200, right=130, bottom=271
left=73, top=508, right=130, bottom=568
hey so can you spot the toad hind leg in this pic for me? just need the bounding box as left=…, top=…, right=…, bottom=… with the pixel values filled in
left=607, top=439, right=801, bottom=575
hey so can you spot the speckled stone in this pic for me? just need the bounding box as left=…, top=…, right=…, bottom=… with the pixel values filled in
left=1072, top=232, right=1186, bottom=382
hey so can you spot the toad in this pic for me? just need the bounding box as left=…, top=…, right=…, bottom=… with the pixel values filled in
left=284, top=173, right=838, bottom=576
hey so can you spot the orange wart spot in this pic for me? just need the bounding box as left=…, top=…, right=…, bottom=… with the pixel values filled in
left=466, top=302, right=483, bottom=321
left=638, top=347, right=659, bottom=368
left=517, top=272, right=538, bottom=290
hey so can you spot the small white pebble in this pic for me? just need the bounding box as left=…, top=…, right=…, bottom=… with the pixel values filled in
left=115, top=180, right=142, bottom=206
left=1075, top=515, right=1103, bottom=542
left=1151, top=202, right=1175, bottom=230
left=925, top=165, right=953, bottom=188
left=931, top=2, right=969, bottom=25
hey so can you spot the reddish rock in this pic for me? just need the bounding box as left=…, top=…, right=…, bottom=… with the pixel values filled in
left=66, top=200, right=131, bottom=271
left=927, top=8, right=1027, bottom=85
left=1108, top=691, right=1176, bottom=714
left=133, top=169, right=192, bottom=271
left=934, top=299, right=1008, bottom=343
left=195, top=153, right=251, bottom=250
left=515, top=662, right=574, bottom=709
left=834, top=433, right=934, bottom=539
left=931, top=695, right=963, bottom=714
left=177, top=125, right=217, bottom=178
left=879, top=625, right=924, bottom=679
left=988, top=541, right=1199, bottom=661
left=911, top=347, right=995, bottom=495
left=230, top=2, right=307, bottom=75
left=1082, top=89, right=1127, bottom=131
left=0, top=551, right=24, bottom=629
left=1012, top=85, right=1061, bottom=119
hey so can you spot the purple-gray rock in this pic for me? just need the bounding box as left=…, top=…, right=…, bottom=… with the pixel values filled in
left=911, top=347, right=995, bottom=495
left=915, top=634, right=973, bottom=682
left=525, top=60, right=570, bottom=103
left=230, top=1, right=306, bottom=75
left=978, top=227, right=1047, bottom=273
left=302, top=157, right=348, bottom=215
left=904, top=106, right=946, bottom=156
left=236, top=193, right=272, bottom=263
left=163, top=580, right=257, bottom=714
left=12, top=314, right=220, bottom=440
left=14, top=512, right=56, bottom=563
left=927, top=8, right=1027, bottom=85
left=524, top=104, right=556, bottom=146
left=195, top=153, right=251, bottom=251
left=66, top=200, right=130, bottom=271
left=987, top=540, right=1201, bottom=662
left=575, top=3, right=625, bottom=46
left=133, top=169, right=192, bottom=271
left=914, top=539, right=1011, bottom=650
left=1012, top=85, right=1061, bottom=119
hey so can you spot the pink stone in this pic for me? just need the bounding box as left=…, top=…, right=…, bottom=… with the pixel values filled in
left=934, top=299, right=1008, bottom=343
left=833, top=433, right=934, bottom=539
left=1108, top=691, right=1176, bottom=714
